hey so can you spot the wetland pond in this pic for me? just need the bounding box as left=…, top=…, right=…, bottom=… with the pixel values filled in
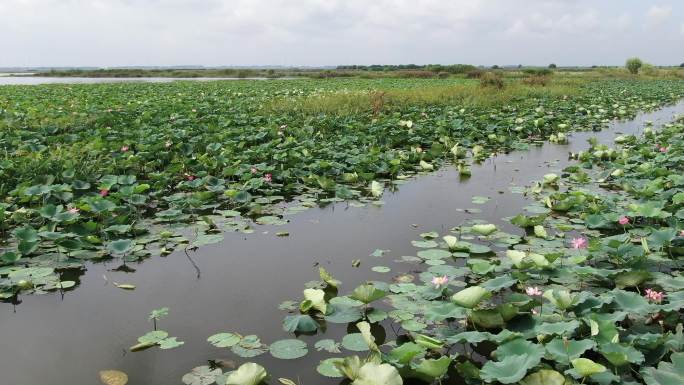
left=1, top=100, right=683, bottom=385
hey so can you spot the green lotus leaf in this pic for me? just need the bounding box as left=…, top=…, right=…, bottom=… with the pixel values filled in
left=480, top=354, right=539, bottom=384
left=333, top=355, right=363, bottom=381
left=269, top=339, right=308, bottom=360
left=452, top=286, right=490, bottom=308
left=411, top=356, right=451, bottom=382
left=545, top=338, right=596, bottom=364
left=411, top=240, right=439, bottom=248
left=424, top=301, right=467, bottom=321
left=341, top=333, right=370, bottom=352
left=387, top=342, right=425, bottom=365
left=352, top=363, right=402, bottom=385
left=598, top=342, right=644, bottom=366
left=182, top=366, right=223, bottom=385
left=282, top=314, right=318, bottom=333
left=641, top=351, right=684, bottom=385
left=611, top=289, right=652, bottom=313
left=469, top=309, right=505, bottom=329
left=472, top=224, right=497, bottom=236
left=356, top=321, right=379, bottom=352
left=417, top=248, right=451, bottom=260
left=230, top=335, right=267, bottom=358
left=570, top=358, right=606, bottom=377
left=319, top=267, right=340, bottom=288
left=543, top=289, right=577, bottom=310
left=443, top=235, right=459, bottom=250
left=495, top=338, right=545, bottom=366
left=325, top=303, right=364, bottom=324
left=107, top=239, right=133, bottom=255
left=519, top=369, right=568, bottom=385
left=224, top=362, right=268, bottom=385
left=400, top=319, right=426, bottom=332
left=158, top=337, right=184, bottom=350
left=317, top=358, right=344, bottom=378
left=481, top=275, right=517, bottom=291
left=414, top=334, right=444, bottom=350
left=207, top=333, right=241, bottom=348
left=350, top=283, right=386, bottom=304
left=366, top=308, right=388, bottom=323
left=314, top=339, right=341, bottom=353
left=535, top=320, right=580, bottom=336
left=303, top=288, right=327, bottom=314
left=613, top=270, right=651, bottom=289
left=138, top=330, right=168, bottom=344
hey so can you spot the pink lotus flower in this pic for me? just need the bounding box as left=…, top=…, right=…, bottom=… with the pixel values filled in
left=644, top=288, right=665, bottom=303
left=186, top=174, right=195, bottom=181
left=431, top=275, right=449, bottom=288
left=121, top=145, right=129, bottom=152
left=525, top=286, right=542, bottom=296
left=618, top=216, right=630, bottom=225
left=165, top=141, right=172, bottom=148
left=659, top=146, right=668, bottom=153
left=571, top=237, right=588, bottom=249
left=251, top=167, right=258, bottom=174
left=680, top=230, right=684, bottom=237
left=99, top=189, right=109, bottom=197
left=67, top=207, right=80, bottom=214
left=263, top=173, right=272, bottom=183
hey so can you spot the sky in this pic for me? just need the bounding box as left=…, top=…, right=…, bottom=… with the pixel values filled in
left=1, top=0, right=683, bottom=67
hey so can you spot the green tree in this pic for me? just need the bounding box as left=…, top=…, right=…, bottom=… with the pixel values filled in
left=626, top=57, right=643, bottom=74
left=548, top=63, right=557, bottom=69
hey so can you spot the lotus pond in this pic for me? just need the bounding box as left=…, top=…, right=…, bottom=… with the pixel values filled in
left=0, top=78, right=683, bottom=385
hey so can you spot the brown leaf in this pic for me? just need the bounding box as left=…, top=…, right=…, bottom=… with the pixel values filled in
left=99, top=370, right=128, bottom=385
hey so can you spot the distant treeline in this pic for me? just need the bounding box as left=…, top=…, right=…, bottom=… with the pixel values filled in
left=31, top=64, right=684, bottom=79
left=337, top=64, right=476, bottom=73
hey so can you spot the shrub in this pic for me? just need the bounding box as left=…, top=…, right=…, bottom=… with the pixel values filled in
left=522, top=68, right=553, bottom=76
left=641, top=63, right=657, bottom=76
left=466, top=69, right=484, bottom=78
left=393, top=70, right=435, bottom=78
left=443, top=64, right=476, bottom=74
left=437, top=72, right=450, bottom=79
left=626, top=57, right=643, bottom=74
left=370, top=91, right=386, bottom=116
left=549, top=63, right=557, bottom=69
left=680, top=63, right=684, bottom=68
left=491, top=65, right=500, bottom=69
left=479, top=72, right=504, bottom=89
left=522, top=75, right=550, bottom=86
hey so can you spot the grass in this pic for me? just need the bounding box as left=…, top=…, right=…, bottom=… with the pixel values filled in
left=262, top=77, right=584, bottom=116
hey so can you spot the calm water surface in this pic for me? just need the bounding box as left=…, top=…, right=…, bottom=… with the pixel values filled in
left=0, top=76, right=281, bottom=85
left=1, top=101, right=683, bottom=385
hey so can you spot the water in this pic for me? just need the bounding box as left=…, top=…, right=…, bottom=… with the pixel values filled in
left=1, top=101, right=682, bottom=385
left=0, top=76, right=283, bottom=85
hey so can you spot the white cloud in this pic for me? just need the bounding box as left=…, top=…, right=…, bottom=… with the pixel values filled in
left=0, top=0, right=681, bottom=67
left=646, top=5, right=672, bottom=25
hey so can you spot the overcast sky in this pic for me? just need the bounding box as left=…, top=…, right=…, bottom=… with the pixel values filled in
left=1, top=0, right=683, bottom=67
